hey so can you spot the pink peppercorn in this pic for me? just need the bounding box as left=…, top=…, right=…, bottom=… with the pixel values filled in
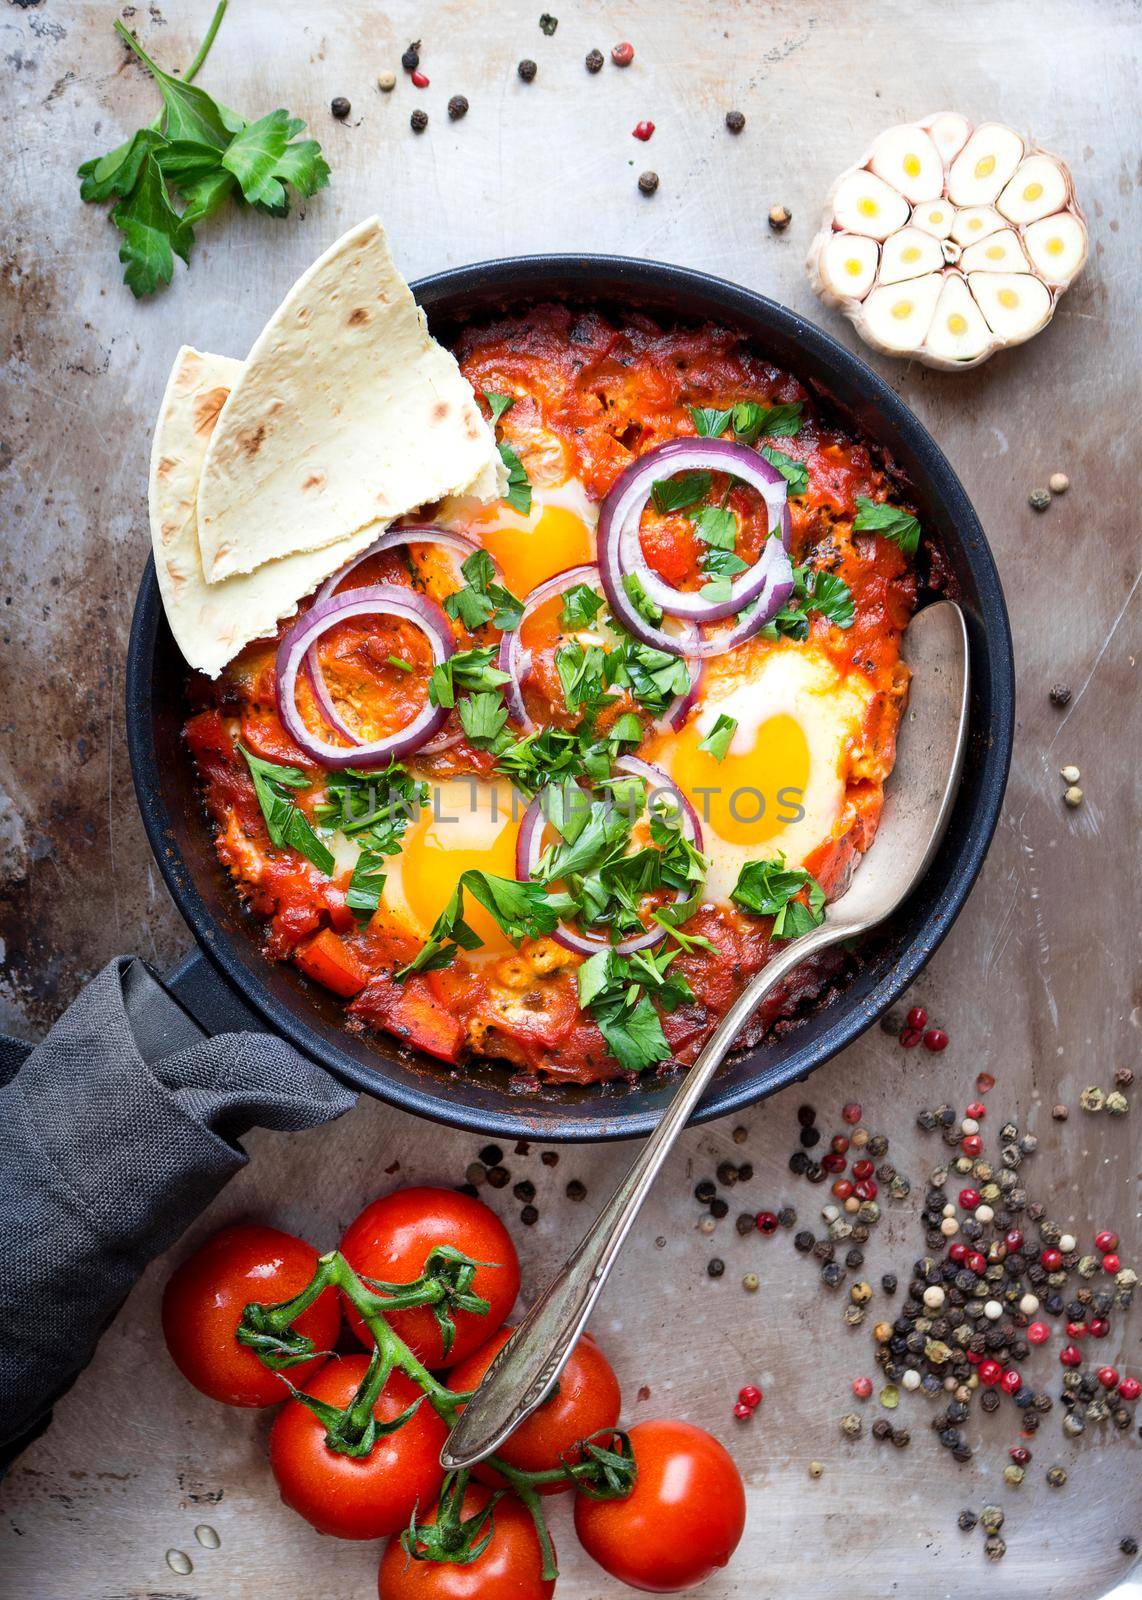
left=966, top=1349, right=983, bottom=1366
left=852, top=1377, right=873, bottom=1400
left=851, top=1159, right=874, bottom=1180
left=1097, top=1366, right=1120, bottom=1390
left=410, top=69, right=430, bottom=87
left=832, top=1179, right=855, bottom=1200
left=1089, top=1318, right=1110, bottom=1338
left=965, top=1101, right=987, bottom=1120
left=1102, top=1253, right=1121, bottom=1274
left=898, top=1028, right=922, bottom=1048
left=1009, top=1446, right=1031, bottom=1465
left=632, top=120, right=655, bottom=141
left=923, top=1028, right=949, bottom=1052
left=822, top=1152, right=846, bottom=1174
left=976, top=1071, right=996, bottom=1092
left=962, top=1134, right=983, bottom=1157
left=966, top=1251, right=987, bottom=1275
left=831, top=1134, right=850, bottom=1154
left=739, top=1384, right=762, bottom=1408
left=959, top=1188, right=981, bottom=1210
left=733, top=1401, right=752, bottom=1420
left=979, top=1359, right=1003, bottom=1387
left=1066, top=1321, right=1088, bottom=1339
left=854, top=1179, right=878, bottom=1201
left=906, top=1006, right=927, bottom=1030
left=1004, top=1229, right=1024, bottom=1252
left=948, top=1242, right=968, bottom=1264
left=842, top=1102, right=862, bottom=1124
left=1001, top=1369, right=1022, bottom=1394
left=611, top=41, right=635, bottom=66
left=1095, top=1230, right=1119, bottom=1253
left=1060, top=1345, right=1083, bottom=1368
left=756, top=1211, right=779, bottom=1234
left=1027, top=1321, right=1049, bottom=1345
left=1119, top=1377, right=1141, bottom=1402
left=1040, top=1247, right=1063, bottom=1271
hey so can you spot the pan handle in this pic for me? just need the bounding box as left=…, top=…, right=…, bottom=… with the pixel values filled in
left=160, top=945, right=273, bottom=1037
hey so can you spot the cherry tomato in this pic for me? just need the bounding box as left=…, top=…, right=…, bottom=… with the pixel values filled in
left=161, top=1224, right=340, bottom=1407
left=574, top=1419, right=746, bottom=1593
left=340, top=1188, right=520, bottom=1368
left=269, top=1354, right=447, bottom=1540
left=378, top=1483, right=555, bottom=1600
left=449, top=1326, right=621, bottom=1492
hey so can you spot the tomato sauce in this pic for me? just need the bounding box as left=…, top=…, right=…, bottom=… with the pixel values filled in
left=184, top=309, right=919, bottom=1087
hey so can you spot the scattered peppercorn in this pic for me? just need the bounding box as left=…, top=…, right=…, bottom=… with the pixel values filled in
left=725, top=109, right=746, bottom=134
left=1049, top=472, right=1070, bottom=494
left=485, top=1162, right=508, bottom=1187
left=1049, top=683, right=1072, bottom=707
left=513, top=1179, right=536, bottom=1203
left=1115, top=1067, right=1134, bottom=1088
left=411, top=69, right=430, bottom=88
left=736, top=1213, right=756, bottom=1237
left=520, top=1204, right=539, bottom=1226
left=985, top=1535, right=1007, bottom=1562
left=331, top=96, right=351, bottom=120
left=1080, top=1086, right=1105, bottom=1113
left=1106, top=1090, right=1129, bottom=1116
left=401, top=42, right=421, bottom=71
left=808, top=1460, right=824, bottom=1478
left=518, top=59, right=537, bottom=82
left=768, top=204, right=792, bottom=231
left=638, top=170, right=659, bottom=196
left=707, top=1258, right=725, bottom=1279
left=1028, top=488, right=1051, bottom=512
left=565, top=1179, right=586, bottom=1201
left=539, top=12, right=558, bottom=34
left=1122, top=1536, right=1139, bottom=1556
left=1064, top=785, right=1084, bottom=808
left=377, top=70, right=396, bottom=92
left=742, top=1272, right=760, bottom=1293
left=585, top=47, right=604, bottom=73
left=611, top=40, right=635, bottom=66
left=1052, top=1103, right=1069, bottom=1121
left=478, top=1143, right=503, bottom=1167
left=448, top=94, right=469, bottom=120
left=841, top=1412, right=863, bottom=1439
left=633, top=120, right=655, bottom=141
left=1046, top=1465, right=1067, bottom=1488
left=958, top=1509, right=978, bottom=1531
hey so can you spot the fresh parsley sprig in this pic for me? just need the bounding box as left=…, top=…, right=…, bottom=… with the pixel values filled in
left=238, top=745, right=334, bottom=877
left=444, top=549, right=524, bottom=633
left=394, top=871, right=561, bottom=981
left=853, top=495, right=921, bottom=556
left=482, top=393, right=532, bottom=515
left=576, top=943, right=694, bottom=1073
left=761, top=558, right=855, bottom=641
left=731, top=854, right=826, bottom=939
left=312, top=765, right=428, bottom=923
left=78, top=3, right=329, bottom=297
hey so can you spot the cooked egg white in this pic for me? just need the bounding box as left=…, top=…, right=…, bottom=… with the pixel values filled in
left=645, top=642, right=876, bottom=905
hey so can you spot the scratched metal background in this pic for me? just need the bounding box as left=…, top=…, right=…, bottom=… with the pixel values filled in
left=1, top=2, right=1139, bottom=1597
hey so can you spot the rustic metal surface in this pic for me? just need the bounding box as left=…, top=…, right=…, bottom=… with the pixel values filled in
left=1, top=2, right=1139, bottom=1597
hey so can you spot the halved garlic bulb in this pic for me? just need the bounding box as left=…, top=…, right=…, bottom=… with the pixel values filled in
left=814, top=233, right=880, bottom=303
left=997, top=155, right=1068, bottom=225
left=832, top=170, right=911, bottom=240
left=968, top=272, right=1052, bottom=344
left=879, top=226, right=945, bottom=284
left=950, top=206, right=1007, bottom=246
left=1023, top=212, right=1087, bottom=285
left=924, top=275, right=992, bottom=364
left=861, top=275, right=943, bottom=352
left=960, top=228, right=1030, bottom=274
left=806, top=113, right=1087, bottom=369
left=869, top=125, right=944, bottom=202
left=947, top=123, right=1025, bottom=206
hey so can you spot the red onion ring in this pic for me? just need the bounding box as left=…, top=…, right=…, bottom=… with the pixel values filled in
left=497, top=563, right=602, bottom=728
left=305, top=525, right=489, bottom=745
left=515, top=756, right=704, bottom=955
left=275, top=584, right=454, bottom=769
left=598, top=438, right=795, bottom=655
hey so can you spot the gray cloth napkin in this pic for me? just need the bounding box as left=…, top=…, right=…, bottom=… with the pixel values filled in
left=0, top=957, right=355, bottom=1464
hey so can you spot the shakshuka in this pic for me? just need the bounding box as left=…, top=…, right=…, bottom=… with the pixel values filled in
left=184, top=307, right=920, bottom=1087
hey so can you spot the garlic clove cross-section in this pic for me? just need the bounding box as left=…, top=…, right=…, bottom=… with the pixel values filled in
left=806, top=113, right=1087, bottom=369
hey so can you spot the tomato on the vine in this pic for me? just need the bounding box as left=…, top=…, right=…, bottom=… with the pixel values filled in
left=269, top=1354, right=447, bottom=1539
left=339, top=1188, right=520, bottom=1368
left=161, top=1224, right=341, bottom=1407
left=449, top=1326, right=621, bottom=1492
left=574, top=1419, right=746, bottom=1592
left=378, top=1483, right=555, bottom=1600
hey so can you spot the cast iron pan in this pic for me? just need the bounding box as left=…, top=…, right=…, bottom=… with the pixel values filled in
left=126, top=256, right=1014, bottom=1142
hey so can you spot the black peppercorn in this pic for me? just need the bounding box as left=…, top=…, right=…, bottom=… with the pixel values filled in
left=331, top=96, right=351, bottom=119
left=566, top=1179, right=586, bottom=1201
left=585, top=47, right=604, bottom=73
left=789, top=1151, right=810, bottom=1175
left=881, top=1273, right=898, bottom=1295
left=872, top=1419, right=893, bottom=1440
left=958, top=1509, right=978, bottom=1531
left=695, top=1179, right=716, bottom=1203
left=479, top=1143, right=502, bottom=1167
left=539, top=12, right=558, bottom=34
left=402, top=43, right=421, bottom=71
left=794, top=1230, right=815, bottom=1253
left=520, top=1204, right=539, bottom=1225
left=716, top=1161, right=739, bottom=1187
left=1121, top=1537, right=1138, bottom=1557
left=447, top=94, right=469, bottom=120
left=736, top=1213, right=756, bottom=1237
left=800, top=1125, right=821, bottom=1148
left=485, top=1164, right=509, bottom=1188
left=410, top=107, right=428, bottom=132
left=513, top=1179, right=536, bottom=1203
left=846, top=1248, right=865, bottom=1269
left=737, top=1162, right=754, bottom=1182
left=637, top=170, right=659, bottom=196
left=541, top=1150, right=558, bottom=1167
left=797, top=1104, right=817, bottom=1126
left=710, top=1197, right=729, bottom=1219
left=725, top=109, right=746, bottom=134
left=518, top=59, right=538, bottom=82
left=707, top=1258, right=725, bottom=1279
left=777, top=1206, right=797, bottom=1227
left=821, top=1262, right=844, bottom=1288
left=805, top=1162, right=825, bottom=1184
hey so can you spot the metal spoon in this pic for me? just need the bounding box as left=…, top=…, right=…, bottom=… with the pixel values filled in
left=441, top=599, right=970, bottom=1471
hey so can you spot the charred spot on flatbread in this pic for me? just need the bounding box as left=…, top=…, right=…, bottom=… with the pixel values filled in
left=193, top=387, right=230, bottom=436
left=348, top=307, right=370, bottom=327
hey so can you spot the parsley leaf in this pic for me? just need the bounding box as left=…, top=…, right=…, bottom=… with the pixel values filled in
left=444, top=549, right=524, bottom=632
left=459, top=691, right=510, bottom=747
left=428, top=647, right=510, bottom=710
left=853, top=495, right=921, bottom=556
left=731, top=400, right=804, bottom=443
left=806, top=570, right=855, bottom=629
left=311, top=764, right=427, bottom=922
left=759, top=445, right=809, bottom=497
left=460, top=871, right=561, bottom=943
left=731, top=855, right=826, bottom=939
left=651, top=470, right=711, bottom=515
left=622, top=572, right=664, bottom=626
left=78, top=5, right=329, bottom=298
left=346, top=848, right=389, bottom=922
left=610, top=632, right=692, bottom=718
left=497, top=442, right=531, bottom=515
left=238, top=744, right=334, bottom=877
left=699, top=713, right=738, bottom=762
left=690, top=406, right=733, bottom=437
left=560, top=583, right=605, bottom=630
left=608, top=712, right=644, bottom=747
left=394, top=884, right=483, bottom=980
left=575, top=945, right=691, bottom=1073
left=483, top=391, right=515, bottom=426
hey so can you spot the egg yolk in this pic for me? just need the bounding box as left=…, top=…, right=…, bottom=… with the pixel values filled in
left=667, top=713, right=811, bottom=847
left=464, top=502, right=593, bottom=596
left=401, top=782, right=521, bottom=953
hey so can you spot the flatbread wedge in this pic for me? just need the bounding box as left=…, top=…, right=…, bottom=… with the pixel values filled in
left=149, top=346, right=381, bottom=677
left=195, top=217, right=505, bottom=582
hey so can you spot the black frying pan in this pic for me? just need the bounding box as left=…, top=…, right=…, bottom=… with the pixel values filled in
left=125, top=256, right=1014, bottom=1142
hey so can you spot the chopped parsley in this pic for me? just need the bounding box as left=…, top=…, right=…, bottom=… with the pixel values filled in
left=576, top=943, right=693, bottom=1073
left=759, top=445, right=809, bottom=497
left=394, top=870, right=560, bottom=980
left=622, top=572, right=664, bottom=626
left=690, top=406, right=734, bottom=438
left=731, top=855, right=826, bottom=940
left=313, top=764, right=428, bottom=922
left=650, top=470, right=711, bottom=515
left=428, top=647, right=510, bottom=711
left=699, top=713, right=738, bottom=762
left=689, top=401, right=805, bottom=445
left=444, top=549, right=524, bottom=632
left=238, top=745, right=333, bottom=877
left=482, top=391, right=532, bottom=514
left=458, top=692, right=510, bottom=747
left=761, top=558, right=854, bottom=641
left=853, top=495, right=921, bottom=556
left=560, top=583, right=605, bottom=630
